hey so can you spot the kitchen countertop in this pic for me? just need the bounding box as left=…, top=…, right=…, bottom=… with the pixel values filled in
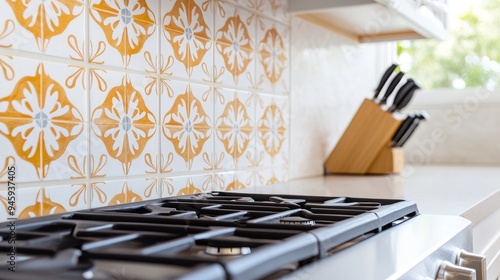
left=251, top=165, right=500, bottom=227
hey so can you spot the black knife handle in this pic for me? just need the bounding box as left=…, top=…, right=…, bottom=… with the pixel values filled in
left=391, top=114, right=415, bottom=146
left=388, top=79, right=415, bottom=112
left=374, top=64, right=398, bottom=99
left=391, top=83, right=420, bottom=112
left=380, top=72, right=404, bottom=104
left=395, top=119, right=421, bottom=147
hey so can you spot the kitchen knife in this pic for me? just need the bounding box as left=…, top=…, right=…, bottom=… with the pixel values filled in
left=387, top=79, right=415, bottom=111
left=379, top=71, right=405, bottom=105
left=388, top=82, right=421, bottom=112
left=373, top=64, right=398, bottom=100
left=394, top=112, right=430, bottom=147
left=391, top=113, right=416, bottom=146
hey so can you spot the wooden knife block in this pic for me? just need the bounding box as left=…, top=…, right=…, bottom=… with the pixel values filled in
left=324, top=99, right=404, bottom=175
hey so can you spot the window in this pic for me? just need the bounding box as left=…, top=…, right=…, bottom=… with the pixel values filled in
left=397, top=0, right=500, bottom=90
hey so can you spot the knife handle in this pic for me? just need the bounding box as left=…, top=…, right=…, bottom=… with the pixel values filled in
left=388, top=79, right=415, bottom=112
left=395, top=119, right=421, bottom=147
left=374, top=64, right=398, bottom=99
left=380, top=72, right=405, bottom=105
left=391, top=114, right=416, bottom=146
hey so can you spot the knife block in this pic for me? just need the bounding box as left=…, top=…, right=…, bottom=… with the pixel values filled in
left=324, top=99, right=404, bottom=175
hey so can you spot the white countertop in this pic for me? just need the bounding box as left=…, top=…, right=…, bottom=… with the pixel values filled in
left=252, top=165, right=500, bottom=226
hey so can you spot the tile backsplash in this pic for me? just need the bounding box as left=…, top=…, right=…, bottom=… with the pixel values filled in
left=0, top=0, right=290, bottom=220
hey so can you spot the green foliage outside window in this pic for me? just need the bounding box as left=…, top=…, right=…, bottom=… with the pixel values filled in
left=397, top=0, right=500, bottom=89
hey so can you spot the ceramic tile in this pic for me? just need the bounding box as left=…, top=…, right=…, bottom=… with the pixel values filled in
left=214, top=88, right=236, bottom=170
left=169, top=174, right=211, bottom=196
left=133, top=0, right=160, bottom=25
left=261, top=0, right=289, bottom=23
left=142, top=177, right=163, bottom=200
left=43, top=0, right=85, bottom=59
left=42, top=122, right=86, bottom=181
left=90, top=123, right=129, bottom=177
left=256, top=17, right=289, bottom=93
left=160, top=126, right=190, bottom=174
left=89, top=9, right=126, bottom=68
left=160, top=79, right=189, bottom=125
left=44, top=184, right=88, bottom=214
left=0, top=0, right=42, bottom=53
left=42, top=61, right=87, bottom=123
left=13, top=187, right=42, bottom=219
left=127, top=73, right=159, bottom=125
left=0, top=118, right=43, bottom=182
left=0, top=57, right=41, bottom=121
left=189, top=36, right=214, bottom=83
left=255, top=93, right=273, bottom=167
left=160, top=176, right=177, bottom=198
left=127, top=125, right=159, bottom=176
left=235, top=170, right=256, bottom=190
left=90, top=70, right=127, bottom=125
left=215, top=4, right=256, bottom=88
left=90, top=180, right=145, bottom=208
left=160, top=29, right=190, bottom=79
left=163, top=0, right=213, bottom=40
left=127, top=20, right=158, bottom=72
left=212, top=171, right=235, bottom=191
left=124, top=177, right=161, bottom=202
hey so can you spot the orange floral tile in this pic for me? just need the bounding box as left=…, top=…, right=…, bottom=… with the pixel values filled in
left=89, top=123, right=128, bottom=177
left=215, top=90, right=256, bottom=169
left=127, top=21, right=158, bottom=72
left=0, top=118, right=41, bottom=183
left=166, top=174, right=211, bottom=197
left=42, top=61, right=87, bottom=122
left=0, top=57, right=41, bottom=121
left=127, top=125, right=158, bottom=176
left=42, top=0, right=85, bottom=59
left=160, top=126, right=190, bottom=174
left=126, top=73, right=159, bottom=125
left=123, top=177, right=162, bottom=202
left=44, top=184, right=88, bottom=214
left=17, top=187, right=68, bottom=220
left=161, top=0, right=213, bottom=78
left=256, top=17, right=289, bottom=93
left=212, top=171, right=235, bottom=191
left=89, top=9, right=126, bottom=67
left=214, top=3, right=256, bottom=88
left=89, top=70, right=126, bottom=123
left=90, top=180, right=144, bottom=208
left=256, top=94, right=286, bottom=167
left=262, top=0, right=290, bottom=23
left=42, top=122, right=86, bottom=181
left=90, top=0, right=157, bottom=68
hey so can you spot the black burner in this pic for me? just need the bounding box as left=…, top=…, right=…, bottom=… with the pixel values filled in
left=0, top=191, right=419, bottom=280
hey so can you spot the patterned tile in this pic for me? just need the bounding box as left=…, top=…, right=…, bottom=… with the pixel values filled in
left=0, top=118, right=43, bottom=183
left=0, top=0, right=43, bottom=53
left=44, top=184, right=88, bottom=214
left=17, top=187, right=69, bottom=220
left=42, top=122, right=87, bottom=181
left=168, top=174, right=212, bottom=196
left=90, top=180, right=145, bottom=208
left=123, top=177, right=162, bottom=202
left=43, top=0, right=86, bottom=59
left=0, top=0, right=291, bottom=219
left=88, top=9, right=126, bottom=68
left=256, top=17, right=289, bottom=93
left=126, top=125, right=158, bottom=176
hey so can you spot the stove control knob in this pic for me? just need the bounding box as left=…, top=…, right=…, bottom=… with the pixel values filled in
left=457, top=250, right=487, bottom=280
left=436, top=261, right=476, bottom=280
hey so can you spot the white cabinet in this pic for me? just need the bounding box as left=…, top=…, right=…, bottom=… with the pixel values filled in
left=288, top=0, right=448, bottom=43
left=473, top=208, right=500, bottom=280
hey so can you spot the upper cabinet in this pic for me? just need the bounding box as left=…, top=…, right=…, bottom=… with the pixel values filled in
left=288, top=0, right=448, bottom=43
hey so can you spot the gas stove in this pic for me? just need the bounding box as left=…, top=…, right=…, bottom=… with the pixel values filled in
left=0, top=191, right=423, bottom=279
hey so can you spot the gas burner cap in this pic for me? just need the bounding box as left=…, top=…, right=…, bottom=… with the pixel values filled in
left=279, top=216, right=316, bottom=225
left=205, top=246, right=251, bottom=256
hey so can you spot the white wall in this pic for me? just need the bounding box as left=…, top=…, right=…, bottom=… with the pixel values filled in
left=290, top=17, right=391, bottom=179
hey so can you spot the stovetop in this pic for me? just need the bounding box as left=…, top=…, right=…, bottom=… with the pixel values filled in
left=0, top=191, right=419, bottom=280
